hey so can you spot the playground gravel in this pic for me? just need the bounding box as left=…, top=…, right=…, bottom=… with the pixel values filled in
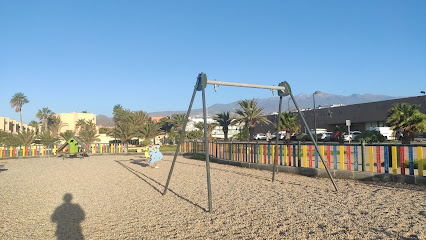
left=0, top=154, right=425, bottom=239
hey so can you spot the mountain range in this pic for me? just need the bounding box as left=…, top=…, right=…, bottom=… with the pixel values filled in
left=96, top=92, right=397, bottom=127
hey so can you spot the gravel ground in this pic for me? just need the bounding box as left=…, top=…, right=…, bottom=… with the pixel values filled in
left=0, top=154, right=425, bottom=239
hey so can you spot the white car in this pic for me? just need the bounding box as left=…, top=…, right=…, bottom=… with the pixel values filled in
left=271, top=131, right=286, bottom=140
left=343, top=131, right=361, bottom=141
left=254, top=133, right=266, bottom=140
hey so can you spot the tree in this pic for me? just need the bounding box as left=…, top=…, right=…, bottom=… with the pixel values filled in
left=10, top=92, right=29, bottom=132
left=36, top=108, right=55, bottom=131
left=159, top=117, right=174, bottom=134
left=213, top=112, right=234, bottom=141
left=76, top=120, right=100, bottom=144
left=28, top=120, right=40, bottom=134
left=354, top=130, right=386, bottom=143
left=170, top=114, right=187, bottom=130
left=386, top=103, right=426, bottom=144
left=194, top=121, right=218, bottom=140
left=234, top=99, right=272, bottom=141
left=109, top=122, right=136, bottom=145
left=139, top=121, right=160, bottom=140
left=333, top=125, right=346, bottom=143
left=186, top=130, right=203, bottom=140
left=279, top=112, right=300, bottom=142
left=48, top=116, right=68, bottom=137
left=75, top=119, right=87, bottom=134
left=16, top=130, right=37, bottom=146
left=39, top=131, right=59, bottom=146
left=0, top=131, right=20, bottom=146
left=60, top=130, right=75, bottom=142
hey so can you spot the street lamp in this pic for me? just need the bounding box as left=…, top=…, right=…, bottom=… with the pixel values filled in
left=313, top=91, right=321, bottom=139
left=421, top=91, right=426, bottom=114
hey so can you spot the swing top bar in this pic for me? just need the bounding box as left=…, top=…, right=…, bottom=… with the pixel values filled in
left=206, top=80, right=286, bottom=91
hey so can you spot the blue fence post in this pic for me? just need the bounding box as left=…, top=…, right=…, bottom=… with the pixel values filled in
left=293, top=145, right=297, bottom=167
left=384, top=146, right=389, bottom=173
left=315, top=148, right=319, bottom=168
left=267, top=144, right=271, bottom=164
left=237, top=144, right=240, bottom=161
left=333, top=145, right=337, bottom=169
left=354, top=146, right=359, bottom=171
left=280, top=145, right=283, bottom=165
left=244, top=143, right=248, bottom=162
left=409, top=146, right=414, bottom=175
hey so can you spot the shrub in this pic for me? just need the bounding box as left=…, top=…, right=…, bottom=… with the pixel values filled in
left=405, top=159, right=426, bottom=169
left=354, top=130, right=386, bottom=143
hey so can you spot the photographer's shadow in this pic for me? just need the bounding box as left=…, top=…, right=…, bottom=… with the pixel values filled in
left=51, top=193, right=85, bottom=240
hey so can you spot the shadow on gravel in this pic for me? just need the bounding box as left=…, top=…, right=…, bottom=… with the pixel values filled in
left=164, top=157, right=312, bottom=189
left=115, top=160, right=207, bottom=212
left=51, top=193, right=85, bottom=240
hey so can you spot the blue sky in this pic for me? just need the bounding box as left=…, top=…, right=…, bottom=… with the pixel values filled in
left=1, top=0, right=425, bottom=124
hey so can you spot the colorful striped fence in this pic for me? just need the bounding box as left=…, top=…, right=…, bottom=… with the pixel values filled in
left=180, top=141, right=426, bottom=177
left=0, top=143, right=126, bottom=158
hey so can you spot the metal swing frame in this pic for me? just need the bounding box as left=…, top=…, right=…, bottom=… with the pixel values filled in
left=163, top=73, right=338, bottom=213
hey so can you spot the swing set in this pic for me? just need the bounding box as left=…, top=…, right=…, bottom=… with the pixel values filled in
left=163, top=73, right=339, bottom=213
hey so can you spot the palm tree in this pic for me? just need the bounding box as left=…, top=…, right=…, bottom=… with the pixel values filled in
left=48, top=116, right=68, bottom=137
left=234, top=99, right=272, bottom=141
left=213, top=111, right=234, bottom=141
left=386, top=103, right=426, bottom=144
left=36, top=108, right=54, bottom=131
left=17, top=130, right=37, bottom=146
left=76, top=119, right=99, bottom=144
left=75, top=119, right=88, bottom=134
left=194, top=121, right=218, bottom=140
left=39, top=130, right=59, bottom=146
left=28, top=120, right=40, bottom=134
left=60, top=130, right=75, bottom=142
left=79, top=128, right=100, bottom=144
left=159, top=117, right=174, bottom=134
left=170, top=113, right=187, bottom=130
left=139, top=121, right=160, bottom=140
left=109, top=122, right=137, bottom=145
left=280, top=112, right=300, bottom=142
left=10, top=92, right=29, bottom=132
left=333, top=125, right=346, bottom=143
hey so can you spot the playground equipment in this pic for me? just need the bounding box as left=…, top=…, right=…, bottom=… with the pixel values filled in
left=149, top=145, right=163, bottom=167
left=57, top=136, right=91, bottom=159
left=163, top=73, right=339, bottom=213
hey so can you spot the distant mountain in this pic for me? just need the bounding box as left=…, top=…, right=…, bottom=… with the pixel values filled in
left=148, top=92, right=398, bottom=117
left=97, top=114, right=115, bottom=127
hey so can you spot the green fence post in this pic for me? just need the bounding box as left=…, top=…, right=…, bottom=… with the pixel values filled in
left=361, top=142, right=366, bottom=171
left=229, top=142, right=233, bottom=160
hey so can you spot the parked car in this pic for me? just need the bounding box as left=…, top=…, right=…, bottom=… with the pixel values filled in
left=369, top=127, right=395, bottom=140
left=343, top=131, right=361, bottom=141
left=319, top=132, right=333, bottom=141
left=254, top=133, right=266, bottom=140
left=271, top=131, right=286, bottom=140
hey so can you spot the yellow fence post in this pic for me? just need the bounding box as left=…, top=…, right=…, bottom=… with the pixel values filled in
left=303, top=145, right=307, bottom=167
left=339, top=146, right=344, bottom=170
left=392, top=146, right=397, bottom=174
left=320, top=145, right=325, bottom=169
left=417, top=146, right=423, bottom=176
left=369, top=146, right=374, bottom=172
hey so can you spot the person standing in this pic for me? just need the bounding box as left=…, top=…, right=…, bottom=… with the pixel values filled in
left=266, top=130, right=272, bottom=143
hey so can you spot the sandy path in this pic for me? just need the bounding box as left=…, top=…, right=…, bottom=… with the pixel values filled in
left=0, top=154, right=424, bottom=239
